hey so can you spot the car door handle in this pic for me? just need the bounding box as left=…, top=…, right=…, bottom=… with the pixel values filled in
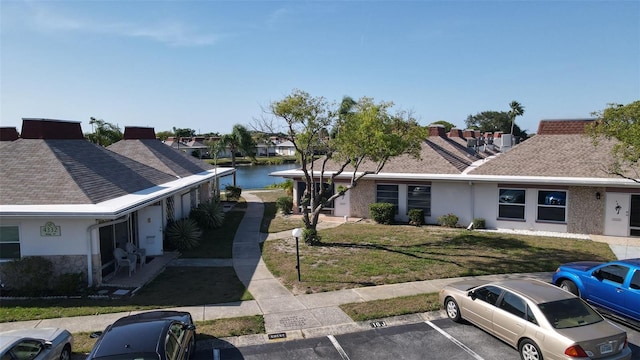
left=616, top=288, right=624, bottom=293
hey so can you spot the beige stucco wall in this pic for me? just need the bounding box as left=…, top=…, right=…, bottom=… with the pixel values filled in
left=567, top=186, right=605, bottom=235
left=349, top=180, right=376, bottom=218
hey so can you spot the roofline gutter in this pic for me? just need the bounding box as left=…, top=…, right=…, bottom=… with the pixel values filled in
left=269, top=170, right=640, bottom=188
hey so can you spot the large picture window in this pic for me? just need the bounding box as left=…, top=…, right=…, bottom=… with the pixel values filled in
left=498, top=189, right=525, bottom=220
left=407, top=185, right=431, bottom=216
left=537, top=190, right=566, bottom=222
left=376, top=184, right=399, bottom=214
left=0, top=226, right=20, bottom=260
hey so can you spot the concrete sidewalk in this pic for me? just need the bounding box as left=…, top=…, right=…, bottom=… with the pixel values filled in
left=2, top=191, right=638, bottom=349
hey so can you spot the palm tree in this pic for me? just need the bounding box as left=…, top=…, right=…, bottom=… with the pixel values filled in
left=224, top=125, right=256, bottom=186
left=509, top=101, right=525, bottom=135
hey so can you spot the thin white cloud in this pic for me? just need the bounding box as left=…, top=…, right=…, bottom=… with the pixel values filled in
left=266, top=7, right=290, bottom=29
left=26, top=2, right=220, bottom=47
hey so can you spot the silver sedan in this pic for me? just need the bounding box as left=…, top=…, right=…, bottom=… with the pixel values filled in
left=0, top=328, right=73, bottom=360
left=439, top=278, right=631, bottom=360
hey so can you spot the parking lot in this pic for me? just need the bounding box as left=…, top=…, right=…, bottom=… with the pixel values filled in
left=202, top=318, right=640, bottom=360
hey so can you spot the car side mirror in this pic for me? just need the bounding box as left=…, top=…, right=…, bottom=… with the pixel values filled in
left=468, top=290, right=476, bottom=300
left=90, top=331, right=103, bottom=339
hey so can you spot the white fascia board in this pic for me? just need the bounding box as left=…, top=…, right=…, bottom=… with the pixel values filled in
left=269, top=170, right=640, bottom=188
left=0, top=167, right=236, bottom=218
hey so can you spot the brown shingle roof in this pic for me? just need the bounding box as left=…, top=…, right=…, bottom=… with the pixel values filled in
left=536, top=119, right=593, bottom=135
left=108, top=139, right=214, bottom=178
left=0, top=139, right=178, bottom=205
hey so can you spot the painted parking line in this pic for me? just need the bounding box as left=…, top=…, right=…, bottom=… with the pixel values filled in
left=328, top=334, right=351, bottom=360
left=425, top=321, right=485, bottom=360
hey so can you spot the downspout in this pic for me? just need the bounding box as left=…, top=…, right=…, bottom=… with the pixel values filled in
left=469, top=181, right=475, bottom=226
left=86, top=214, right=130, bottom=287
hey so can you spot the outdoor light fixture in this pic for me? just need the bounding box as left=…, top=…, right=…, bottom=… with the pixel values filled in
left=292, top=228, right=303, bottom=281
left=596, top=192, right=601, bottom=200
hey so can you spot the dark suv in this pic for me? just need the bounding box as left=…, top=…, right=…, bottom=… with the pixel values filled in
left=87, top=311, right=196, bottom=360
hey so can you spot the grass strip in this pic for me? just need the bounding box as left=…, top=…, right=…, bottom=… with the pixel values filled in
left=340, top=293, right=441, bottom=322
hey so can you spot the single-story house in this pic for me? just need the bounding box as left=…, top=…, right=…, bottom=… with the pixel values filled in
left=271, top=119, right=640, bottom=238
left=0, top=119, right=235, bottom=287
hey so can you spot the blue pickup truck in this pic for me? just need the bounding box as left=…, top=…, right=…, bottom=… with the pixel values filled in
left=552, top=259, right=640, bottom=324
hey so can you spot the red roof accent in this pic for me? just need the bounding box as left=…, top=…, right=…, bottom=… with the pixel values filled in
left=428, top=125, right=446, bottom=137
left=537, top=119, right=594, bottom=135
left=448, top=128, right=463, bottom=138
left=123, top=127, right=157, bottom=140
left=0, top=127, right=19, bottom=141
left=21, top=119, right=84, bottom=139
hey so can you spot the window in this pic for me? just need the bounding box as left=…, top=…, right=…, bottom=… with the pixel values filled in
left=473, top=285, right=503, bottom=306
left=538, top=298, right=602, bottom=329
left=498, top=189, right=525, bottom=220
left=407, top=185, right=431, bottom=216
left=376, top=184, right=399, bottom=214
left=630, top=270, right=640, bottom=290
left=597, top=264, right=630, bottom=285
left=537, top=190, right=566, bottom=222
left=499, top=291, right=526, bottom=318
left=0, top=226, right=20, bottom=260
left=297, top=182, right=335, bottom=209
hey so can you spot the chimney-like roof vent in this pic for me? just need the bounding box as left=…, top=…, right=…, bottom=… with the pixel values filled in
left=428, top=124, right=447, bottom=137
left=0, top=127, right=19, bottom=141
left=21, top=118, right=84, bottom=139
left=537, top=119, right=594, bottom=135
left=448, top=128, right=463, bottom=138
left=463, top=129, right=476, bottom=138
left=123, top=126, right=156, bottom=140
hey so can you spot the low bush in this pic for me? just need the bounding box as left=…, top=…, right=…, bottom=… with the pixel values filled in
left=473, top=218, right=486, bottom=229
left=225, top=186, right=242, bottom=201
left=438, top=213, right=459, bottom=228
left=1, top=256, right=53, bottom=296
left=166, top=219, right=202, bottom=250
left=303, top=228, right=322, bottom=245
left=408, top=209, right=425, bottom=226
left=369, top=203, right=395, bottom=225
left=276, top=196, right=293, bottom=214
left=190, top=200, right=225, bottom=229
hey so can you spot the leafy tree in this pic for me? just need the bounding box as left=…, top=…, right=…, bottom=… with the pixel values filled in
left=465, top=111, right=528, bottom=138
left=85, top=117, right=123, bottom=146
left=588, top=100, right=640, bottom=182
left=508, top=100, right=525, bottom=135
left=156, top=131, right=173, bottom=141
left=260, top=89, right=425, bottom=240
left=430, top=120, right=456, bottom=132
left=172, top=127, right=195, bottom=139
left=205, top=138, right=229, bottom=197
left=218, top=124, right=256, bottom=186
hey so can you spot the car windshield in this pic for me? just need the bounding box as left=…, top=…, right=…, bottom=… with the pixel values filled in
left=538, top=298, right=603, bottom=329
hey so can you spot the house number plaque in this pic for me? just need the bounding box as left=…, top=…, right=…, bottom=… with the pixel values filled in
left=40, top=221, right=61, bottom=236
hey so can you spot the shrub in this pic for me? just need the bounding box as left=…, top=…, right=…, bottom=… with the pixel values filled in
left=166, top=219, right=202, bottom=250
left=225, top=185, right=242, bottom=201
left=369, top=203, right=395, bottom=225
left=303, top=228, right=322, bottom=245
left=189, top=200, right=225, bottom=229
left=53, top=272, right=85, bottom=296
left=473, top=218, right=486, bottom=229
left=0, top=256, right=53, bottom=296
left=276, top=196, right=293, bottom=214
left=408, top=209, right=425, bottom=226
left=438, top=213, right=459, bottom=228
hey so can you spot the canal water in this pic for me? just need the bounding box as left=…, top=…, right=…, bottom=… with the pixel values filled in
left=219, top=163, right=298, bottom=190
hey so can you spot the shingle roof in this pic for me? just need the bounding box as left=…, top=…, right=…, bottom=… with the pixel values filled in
left=108, top=139, right=214, bottom=178
left=468, top=133, right=622, bottom=178
left=0, top=139, right=179, bottom=205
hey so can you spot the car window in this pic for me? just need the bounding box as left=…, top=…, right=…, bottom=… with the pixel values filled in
left=169, top=322, right=185, bottom=342
left=165, top=332, right=181, bottom=360
left=631, top=270, right=640, bottom=290
left=598, top=264, right=630, bottom=285
left=498, top=291, right=527, bottom=318
left=11, top=340, right=43, bottom=360
left=538, top=298, right=603, bottom=329
left=474, top=285, right=502, bottom=305
left=525, top=306, right=538, bottom=325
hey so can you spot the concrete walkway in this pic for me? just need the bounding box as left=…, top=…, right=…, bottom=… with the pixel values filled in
left=3, top=191, right=639, bottom=349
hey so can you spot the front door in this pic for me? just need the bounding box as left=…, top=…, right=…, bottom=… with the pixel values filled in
left=630, top=195, right=640, bottom=237
left=604, top=193, right=630, bottom=236
left=137, top=204, right=164, bottom=256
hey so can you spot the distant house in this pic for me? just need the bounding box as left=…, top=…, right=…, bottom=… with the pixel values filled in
left=271, top=119, right=640, bottom=238
left=0, top=119, right=235, bottom=287
left=275, top=141, right=296, bottom=156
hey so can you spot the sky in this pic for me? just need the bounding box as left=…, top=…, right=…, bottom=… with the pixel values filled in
left=1, top=1, right=639, bottom=136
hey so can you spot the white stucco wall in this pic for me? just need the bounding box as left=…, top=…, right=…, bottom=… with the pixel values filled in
left=428, top=182, right=473, bottom=226
left=4, top=218, right=93, bottom=257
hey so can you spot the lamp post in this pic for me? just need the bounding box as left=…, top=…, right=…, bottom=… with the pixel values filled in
left=292, top=228, right=302, bottom=281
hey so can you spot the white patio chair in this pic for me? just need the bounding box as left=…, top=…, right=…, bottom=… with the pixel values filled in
left=125, top=242, right=147, bottom=268
left=113, top=247, right=136, bottom=277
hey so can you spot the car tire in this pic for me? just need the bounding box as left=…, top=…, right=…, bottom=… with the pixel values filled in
left=60, top=345, right=71, bottom=360
left=445, top=297, right=462, bottom=323
left=559, top=280, right=579, bottom=296
left=519, top=339, right=543, bottom=360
